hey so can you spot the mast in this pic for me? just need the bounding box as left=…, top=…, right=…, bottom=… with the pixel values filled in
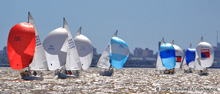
left=217, top=31, right=218, bottom=46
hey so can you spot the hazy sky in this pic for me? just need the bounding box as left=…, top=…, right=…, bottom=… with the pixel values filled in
left=1, top=0, right=220, bottom=54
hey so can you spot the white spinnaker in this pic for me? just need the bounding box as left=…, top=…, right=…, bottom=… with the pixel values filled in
left=173, top=45, right=184, bottom=69
left=28, top=12, right=48, bottom=70
left=43, top=27, right=68, bottom=70
left=63, top=18, right=81, bottom=70
left=196, top=42, right=214, bottom=67
left=74, top=27, right=93, bottom=70
left=97, top=31, right=118, bottom=69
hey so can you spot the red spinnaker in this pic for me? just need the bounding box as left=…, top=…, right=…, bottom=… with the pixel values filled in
left=7, top=22, right=36, bottom=70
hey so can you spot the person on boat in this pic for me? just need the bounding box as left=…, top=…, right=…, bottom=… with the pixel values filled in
left=75, top=70, right=79, bottom=76
left=164, top=69, right=170, bottom=74
left=170, top=69, right=174, bottom=74
left=20, top=70, right=25, bottom=77
left=40, top=72, right=43, bottom=78
left=33, top=71, right=37, bottom=76
left=67, top=70, right=72, bottom=75
left=24, top=70, right=30, bottom=77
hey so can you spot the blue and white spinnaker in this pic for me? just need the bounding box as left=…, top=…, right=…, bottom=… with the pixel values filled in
left=159, top=43, right=176, bottom=69
left=110, top=37, right=129, bottom=69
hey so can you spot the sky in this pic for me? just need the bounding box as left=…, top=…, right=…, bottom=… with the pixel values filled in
left=1, top=0, right=220, bottom=54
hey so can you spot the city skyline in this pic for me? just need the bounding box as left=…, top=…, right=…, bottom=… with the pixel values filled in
left=0, top=45, right=154, bottom=55
left=1, top=1, right=220, bottom=54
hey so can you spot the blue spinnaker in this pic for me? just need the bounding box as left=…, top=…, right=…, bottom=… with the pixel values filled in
left=159, top=43, right=176, bottom=69
left=185, top=48, right=196, bottom=65
left=110, top=37, right=129, bottom=69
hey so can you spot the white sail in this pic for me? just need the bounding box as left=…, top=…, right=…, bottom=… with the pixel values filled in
left=63, top=18, right=81, bottom=70
left=43, top=27, right=68, bottom=70
left=74, top=27, right=93, bottom=70
left=156, top=52, right=166, bottom=70
left=194, top=37, right=205, bottom=70
left=173, top=44, right=184, bottom=69
left=156, top=38, right=166, bottom=70
left=97, top=31, right=118, bottom=69
left=28, top=12, right=48, bottom=70
left=194, top=54, right=204, bottom=70
left=196, top=42, right=214, bottom=67
left=97, top=41, right=111, bottom=69
left=182, top=54, right=189, bottom=70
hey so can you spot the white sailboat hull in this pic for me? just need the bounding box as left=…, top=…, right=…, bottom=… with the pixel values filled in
left=22, top=76, right=43, bottom=81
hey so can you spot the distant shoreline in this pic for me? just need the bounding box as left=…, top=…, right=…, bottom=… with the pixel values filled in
left=0, top=65, right=10, bottom=67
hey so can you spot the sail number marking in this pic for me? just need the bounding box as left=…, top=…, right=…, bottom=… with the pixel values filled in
left=105, top=44, right=110, bottom=52
left=36, top=35, right=42, bottom=46
left=68, top=39, right=75, bottom=49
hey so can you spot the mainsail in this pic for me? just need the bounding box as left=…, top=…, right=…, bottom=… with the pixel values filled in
left=63, top=18, right=81, bottom=70
left=7, top=22, right=36, bottom=70
left=156, top=38, right=166, bottom=70
left=194, top=52, right=204, bottom=70
left=43, top=28, right=68, bottom=70
left=28, top=12, right=48, bottom=70
left=182, top=52, right=189, bottom=70
left=74, top=27, right=93, bottom=70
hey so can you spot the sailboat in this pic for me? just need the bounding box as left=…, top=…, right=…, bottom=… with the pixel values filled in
left=28, top=12, right=48, bottom=78
left=194, top=37, right=214, bottom=75
left=54, top=18, right=82, bottom=79
left=74, top=27, right=93, bottom=70
left=7, top=12, right=44, bottom=80
left=182, top=44, right=196, bottom=73
left=159, top=38, right=176, bottom=74
left=58, top=26, right=93, bottom=79
left=97, top=31, right=130, bottom=76
left=171, top=40, right=184, bottom=69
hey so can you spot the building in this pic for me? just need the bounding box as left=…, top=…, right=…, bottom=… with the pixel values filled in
left=133, top=48, right=143, bottom=57
left=3, top=46, right=7, bottom=57
left=143, top=48, right=153, bottom=58
left=132, top=47, right=154, bottom=60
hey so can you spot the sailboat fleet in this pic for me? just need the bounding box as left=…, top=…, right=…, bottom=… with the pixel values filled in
left=156, top=37, right=214, bottom=75
left=7, top=12, right=215, bottom=80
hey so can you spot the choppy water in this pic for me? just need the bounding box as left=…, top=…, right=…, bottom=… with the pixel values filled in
left=0, top=67, right=219, bottom=94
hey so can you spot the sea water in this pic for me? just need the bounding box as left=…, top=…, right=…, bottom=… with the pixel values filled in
left=0, top=67, right=219, bottom=93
